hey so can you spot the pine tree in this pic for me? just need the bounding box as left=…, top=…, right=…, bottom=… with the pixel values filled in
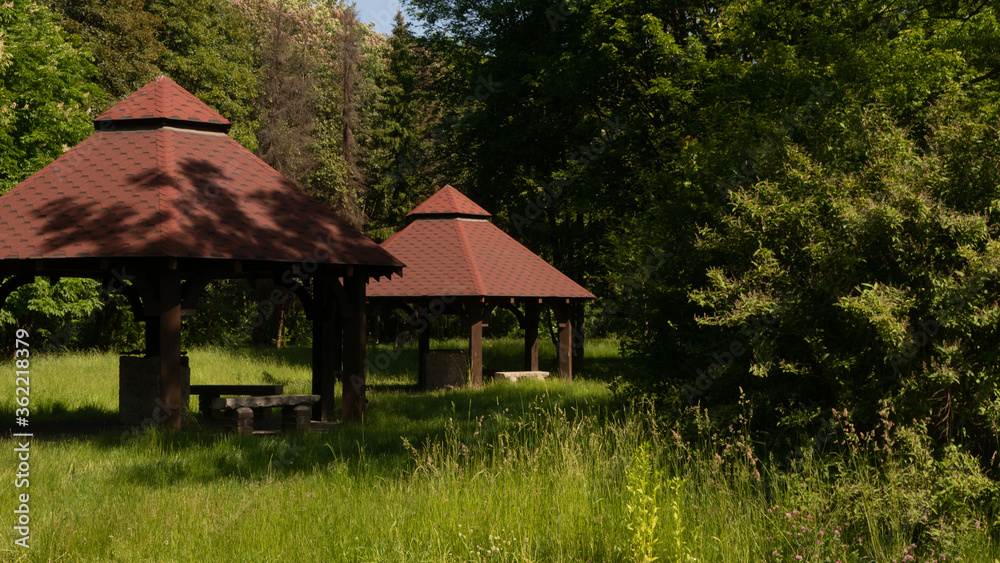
left=363, top=11, right=440, bottom=239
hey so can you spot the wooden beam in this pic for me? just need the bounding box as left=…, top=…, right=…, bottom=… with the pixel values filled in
left=180, top=272, right=215, bottom=310
left=133, top=274, right=158, bottom=317
left=158, top=267, right=183, bottom=428
left=418, top=308, right=430, bottom=389
left=555, top=302, right=572, bottom=381
left=468, top=298, right=484, bottom=386
left=275, top=274, right=315, bottom=320
left=571, top=300, right=585, bottom=369
left=0, top=274, right=33, bottom=308
left=142, top=268, right=160, bottom=354
left=523, top=300, right=541, bottom=372
left=311, top=277, right=340, bottom=422
left=342, top=273, right=367, bottom=422
left=104, top=273, right=144, bottom=320
left=489, top=299, right=525, bottom=327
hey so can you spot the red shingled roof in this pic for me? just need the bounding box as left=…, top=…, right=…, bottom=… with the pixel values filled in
left=95, top=75, right=230, bottom=127
left=368, top=186, right=593, bottom=299
left=406, top=184, right=491, bottom=219
left=0, top=76, right=402, bottom=270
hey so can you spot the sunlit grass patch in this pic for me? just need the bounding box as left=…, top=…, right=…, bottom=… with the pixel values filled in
left=0, top=339, right=995, bottom=561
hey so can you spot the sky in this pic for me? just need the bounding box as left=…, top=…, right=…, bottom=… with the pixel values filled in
left=350, top=0, right=407, bottom=35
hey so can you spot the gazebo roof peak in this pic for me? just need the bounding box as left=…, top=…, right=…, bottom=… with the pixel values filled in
left=406, top=185, right=491, bottom=221
left=371, top=186, right=593, bottom=300
left=95, top=75, right=231, bottom=133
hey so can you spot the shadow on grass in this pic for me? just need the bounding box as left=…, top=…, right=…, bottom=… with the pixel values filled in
left=0, top=401, right=119, bottom=435
left=189, top=339, right=623, bottom=386
left=61, top=379, right=618, bottom=489
left=1, top=340, right=626, bottom=488
left=576, top=355, right=630, bottom=384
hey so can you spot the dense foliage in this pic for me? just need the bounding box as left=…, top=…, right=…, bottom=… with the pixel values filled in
left=1, top=0, right=391, bottom=349
left=3, top=0, right=1000, bottom=478
left=628, top=0, right=1000, bottom=464
left=402, top=0, right=1000, bottom=471
left=0, top=0, right=104, bottom=194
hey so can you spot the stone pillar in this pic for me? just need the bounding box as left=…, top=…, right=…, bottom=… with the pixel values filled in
left=119, top=355, right=190, bottom=427
left=282, top=405, right=311, bottom=431
left=424, top=350, right=468, bottom=389
left=225, top=407, right=253, bottom=436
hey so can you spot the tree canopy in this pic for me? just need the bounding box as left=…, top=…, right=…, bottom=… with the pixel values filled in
left=402, top=0, right=1000, bottom=463
left=3, top=0, right=1000, bottom=467
left=0, top=0, right=104, bottom=194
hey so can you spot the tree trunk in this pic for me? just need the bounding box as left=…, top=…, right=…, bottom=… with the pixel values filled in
left=276, top=303, right=285, bottom=349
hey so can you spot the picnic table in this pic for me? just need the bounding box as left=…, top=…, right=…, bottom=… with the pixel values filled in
left=190, top=384, right=284, bottom=420
left=190, top=384, right=318, bottom=435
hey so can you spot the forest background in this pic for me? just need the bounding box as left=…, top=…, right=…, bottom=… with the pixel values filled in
left=2, top=0, right=1000, bottom=491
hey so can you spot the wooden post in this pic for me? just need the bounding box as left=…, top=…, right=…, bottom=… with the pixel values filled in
left=158, top=267, right=183, bottom=428
left=342, top=273, right=367, bottom=422
left=555, top=301, right=572, bottom=380
left=311, top=277, right=340, bottom=422
left=145, top=315, right=160, bottom=356
left=523, top=300, right=540, bottom=371
left=468, top=298, right=484, bottom=386
left=418, top=307, right=430, bottom=389
left=571, top=300, right=585, bottom=370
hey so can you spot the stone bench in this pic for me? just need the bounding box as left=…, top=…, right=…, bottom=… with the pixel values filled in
left=492, top=371, right=549, bottom=382
left=211, top=394, right=319, bottom=436
left=190, top=384, right=284, bottom=420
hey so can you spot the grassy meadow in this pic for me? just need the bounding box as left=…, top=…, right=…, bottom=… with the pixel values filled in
left=0, top=338, right=997, bottom=562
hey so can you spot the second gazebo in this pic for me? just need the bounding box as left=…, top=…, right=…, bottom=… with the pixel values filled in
left=367, top=185, right=594, bottom=385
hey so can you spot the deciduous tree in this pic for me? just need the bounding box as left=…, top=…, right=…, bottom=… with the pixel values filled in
left=0, top=0, right=105, bottom=194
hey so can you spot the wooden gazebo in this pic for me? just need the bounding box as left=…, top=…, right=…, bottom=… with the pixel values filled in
left=0, top=76, right=403, bottom=426
left=367, top=185, right=593, bottom=385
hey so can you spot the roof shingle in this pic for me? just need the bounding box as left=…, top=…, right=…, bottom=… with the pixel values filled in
left=406, top=184, right=491, bottom=219
left=95, top=75, right=230, bottom=126
left=368, top=186, right=593, bottom=299
left=0, top=76, right=402, bottom=270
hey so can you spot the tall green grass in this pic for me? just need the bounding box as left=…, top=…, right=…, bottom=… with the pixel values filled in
left=0, top=336, right=622, bottom=422
left=2, top=394, right=995, bottom=561
left=0, top=341, right=996, bottom=561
